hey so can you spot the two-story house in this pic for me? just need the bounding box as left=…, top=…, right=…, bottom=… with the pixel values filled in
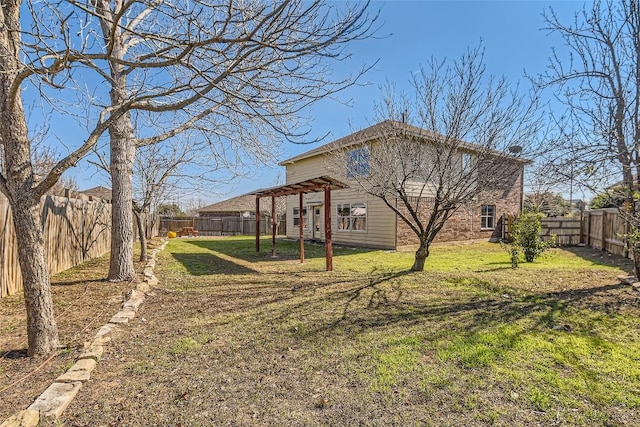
left=279, top=120, right=527, bottom=250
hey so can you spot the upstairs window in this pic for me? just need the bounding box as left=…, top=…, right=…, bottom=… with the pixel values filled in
left=462, top=152, right=473, bottom=174
left=337, top=203, right=367, bottom=231
left=346, top=147, right=371, bottom=178
left=481, top=204, right=496, bottom=230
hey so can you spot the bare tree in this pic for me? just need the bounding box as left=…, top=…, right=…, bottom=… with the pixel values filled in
left=524, top=191, right=570, bottom=217
left=0, top=0, right=376, bottom=356
left=80, top=0, right=379, bottom=281
left=33, top=146, right=79, bottom=197
left=132, top=137, right=218, bottom=261
left=540, top=0, right=640, bottom=276
left=331, top=47, right=541, bottom=271
left=0, top=1, right=137, bottom=354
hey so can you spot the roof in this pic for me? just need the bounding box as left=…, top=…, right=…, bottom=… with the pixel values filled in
left=198, top=194, right=272, bottom=214
left=279, top=120, right=531, bottom=165
left=251, top=176, right=348, bottom=198
left=79, top=185, right=112, bottom=201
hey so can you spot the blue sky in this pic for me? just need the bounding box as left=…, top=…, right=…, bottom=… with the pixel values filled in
left=68, top=0, right=585, bottom=207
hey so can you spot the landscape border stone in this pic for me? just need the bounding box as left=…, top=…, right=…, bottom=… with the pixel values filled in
left=0, top=240, right=167, bottom=427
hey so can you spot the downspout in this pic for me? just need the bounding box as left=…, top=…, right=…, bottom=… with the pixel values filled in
left=394, top=196, right=398, bottom=249
left=520, top=165, right=525, bottom=212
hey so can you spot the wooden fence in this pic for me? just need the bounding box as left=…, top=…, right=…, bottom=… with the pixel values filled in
left=540, top=217, right=583, bottom=246
left=582, top=208, right=628, bottom=257
left=505, top=208, right=630, bottom=257
left=1, top=194, right=158, bottom=299
left=160, top=216, right=286, bottom=236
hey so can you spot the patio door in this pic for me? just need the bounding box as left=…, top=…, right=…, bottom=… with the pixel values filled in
left=312, top=206, right=323, bottom=241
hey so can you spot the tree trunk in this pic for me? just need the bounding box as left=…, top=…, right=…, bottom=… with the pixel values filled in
left=0, top=3, right=60, bottom=355
left=633, top=246, right=640, bottom=280
left=13, top=201, right=60, bottom=355
left=411, top=242, right=430, bottom=271
left=108, top=125, right=137, bottom=281
left=106, top=25, right=136, bottom=281
left=134, top=209, right=148, bottom=262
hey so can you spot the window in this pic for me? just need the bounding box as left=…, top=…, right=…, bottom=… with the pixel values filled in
left=293, top=207, right=308, bottom=228
left=462, top=152, right=473, bottom=174
left=481, top=204, right=496, bottom=230
left=346, top=147, right=371, bottom=177
left=337, top=203, right=367, bottom=231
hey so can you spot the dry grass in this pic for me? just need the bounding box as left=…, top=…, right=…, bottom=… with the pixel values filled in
left=40, top=236, right=640, bottom=427
left=0, top=248, right=147, bottom=420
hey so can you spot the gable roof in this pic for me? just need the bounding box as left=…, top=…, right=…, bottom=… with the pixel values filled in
left=198, top=193, right=272, bottom=215
left=79, top=185, right=112, bottom=201
left=279, top=120, right=530, bottom=165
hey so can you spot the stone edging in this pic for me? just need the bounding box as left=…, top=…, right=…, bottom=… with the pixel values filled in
left=618, top=275, right=640, bottom=291
left=1, top=241, right=167, bottom=427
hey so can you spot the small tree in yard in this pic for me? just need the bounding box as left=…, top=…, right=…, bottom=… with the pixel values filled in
left=539, top=0, right=640, bottom=278
left=508, top=212, right=554, bottom=268
left=332, top=46, right=542, bottom=271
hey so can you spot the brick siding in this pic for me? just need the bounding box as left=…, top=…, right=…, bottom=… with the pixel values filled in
left=396, top=172, right=522, bottom=246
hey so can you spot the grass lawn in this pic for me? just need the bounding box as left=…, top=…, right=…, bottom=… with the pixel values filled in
left=62, top=236, right=640, bottom=426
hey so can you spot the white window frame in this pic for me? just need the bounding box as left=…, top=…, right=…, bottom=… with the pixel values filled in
left=462, top=152, right=473, bottom=174
left=337, top=202, right=367, bottom=232
left=481, top=204, right=496, bottom=230
left=293, top=207, right=308, bottom=229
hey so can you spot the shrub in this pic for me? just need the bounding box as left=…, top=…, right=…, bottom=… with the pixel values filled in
left=509, top=212, right=554, bottom=267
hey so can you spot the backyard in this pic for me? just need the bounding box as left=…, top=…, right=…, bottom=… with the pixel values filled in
left=2, top=237, right=640, bottom=426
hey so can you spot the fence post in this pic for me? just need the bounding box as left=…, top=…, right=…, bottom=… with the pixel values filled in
left=586, top=211, right=591, bottom=247
left=602, top=210, right=607, bottom=251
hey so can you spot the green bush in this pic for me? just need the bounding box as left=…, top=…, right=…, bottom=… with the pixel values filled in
left=509, top=212, right=554, bottom=267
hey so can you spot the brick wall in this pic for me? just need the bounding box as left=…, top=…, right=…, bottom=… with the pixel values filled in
left=396, top=171, right=523, bottom=246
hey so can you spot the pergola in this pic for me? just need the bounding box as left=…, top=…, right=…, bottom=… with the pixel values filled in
left=251, top=176, right=348, bottom=271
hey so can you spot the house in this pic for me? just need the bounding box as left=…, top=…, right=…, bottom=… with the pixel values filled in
left=279, top=120, right=526, bottom=249
left=79, top=185, right=112, bottom=202
left=197, top=194, right=284, bottom=236
left=198, top=194, right=274, bottom=220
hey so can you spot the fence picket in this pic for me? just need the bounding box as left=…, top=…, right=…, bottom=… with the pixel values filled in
left=0, top=194, right=158, bottom=298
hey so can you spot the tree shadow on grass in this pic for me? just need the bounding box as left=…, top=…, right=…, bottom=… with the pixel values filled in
left=170, top=252, right=257, bottom=276
left=183, top=237, right=377, bottom=263
left=268, top=272, right=636, bottom=348
left=562, top=246, right=634, bottom=273
left=51, top=279, right=105, bottom=287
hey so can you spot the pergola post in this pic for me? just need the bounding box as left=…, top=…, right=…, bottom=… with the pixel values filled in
left=252, top=176, right=347, bottom=268
left=299, top=191, right=305, bottom=263
left=271, top=195, right=277, bottom=257
left=255, top=196, right=260, bottom=252
left=324, top=184, right=333, bottom=271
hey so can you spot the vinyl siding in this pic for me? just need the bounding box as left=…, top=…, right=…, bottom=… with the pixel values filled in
left=284, top=156, right=396, bottom=249
left=405, top=180, right=437, bottom=198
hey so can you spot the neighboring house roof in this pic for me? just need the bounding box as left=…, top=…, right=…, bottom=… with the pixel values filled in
left=79, top=185, right=112, bottom=201
left=198, top=194, right=273, bottom=216
left=279, top=120, right=530, bottom=165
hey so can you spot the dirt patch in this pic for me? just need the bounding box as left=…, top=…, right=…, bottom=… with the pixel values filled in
left=0, top=254, right=144, bottom=419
